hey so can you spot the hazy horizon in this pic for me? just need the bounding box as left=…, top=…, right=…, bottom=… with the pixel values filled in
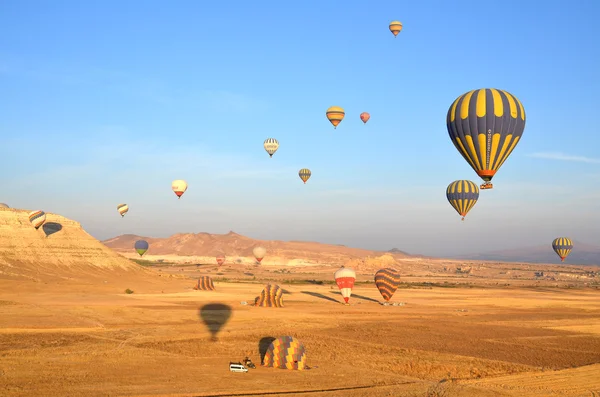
left=1, top=0, right=599, bottom=258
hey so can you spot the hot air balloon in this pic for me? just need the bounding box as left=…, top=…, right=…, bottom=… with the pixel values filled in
left=446, top=89, right=526, bottom=190
left=117, top=203, right=129, bottom=217
left=326, top=106, right=345, bottom=129
left=134, top=240, right=149, bottom=257
left=262, top=336, right=307, bottom=370
left=216, top=255, right=225, bottom=266
left=446, top=180, right=479, bottom=221
left=389, top=21, right=403, bottom=37
left=0, top=203, right=9, bottom=208
left=360, top=112, right=370, bottom=124
left=374, top=268, right=401, bottom=302
left=299, top=168, right=311, bottom=184
left=552, top=237, right=573, bottom=262
left=334, top=266, right=356, bottom=305
left=200, top=303, right=232, bottom=342
left=253, top=246, right=266, bottom=263
left=28, top=210, right=46, bottom=230
left=171, top=180, right=188, bottom=199
left=255, top=284, right=284, bottom=307
left=264, top=138, right=279, bottom=158
left=195, top=276, right=215, bottom=291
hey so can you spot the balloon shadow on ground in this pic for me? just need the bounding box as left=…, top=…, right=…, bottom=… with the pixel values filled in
left=301, top=291, right=339, bottom=303
left=281, top=288, right=292, bottom=295
left=199, top=303, right=232, bottom=342
left=259, top=336, right=276, bottom=364
left=330, top=291, right=379, bottom=303
left=43, top=222, right=62, bottom=237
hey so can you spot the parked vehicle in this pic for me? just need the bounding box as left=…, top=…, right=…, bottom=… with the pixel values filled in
left=229, top=362, right=248, bottom=373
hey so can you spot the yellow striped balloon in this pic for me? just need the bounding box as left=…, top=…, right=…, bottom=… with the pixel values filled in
left=389, top=20, right=403, bottom=37
left=117, top=203, right=129, bottom=217
left=552, top=237, right=573, bottom=262
left=446, top=89, right=526, bottom=190
left=263, top=138, right=279, bottom=157
left=446, top=180, right=479, bottom=221
left=298, top=168, right=311, bottom=184
left=28, top=210, right=46, bottom=230
left=326, top=106, right=345, bottom=129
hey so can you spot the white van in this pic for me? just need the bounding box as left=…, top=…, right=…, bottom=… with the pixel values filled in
left=229, top=362, right=249, bottom=373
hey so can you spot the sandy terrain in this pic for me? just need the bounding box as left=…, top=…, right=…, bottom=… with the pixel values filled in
left=2, top=264, right=600, bottom=397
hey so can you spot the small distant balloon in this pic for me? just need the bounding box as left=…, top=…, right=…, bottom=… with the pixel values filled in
left=134, top=240, right=149, bottom=257
left=326, top=106, right=345, bottom=129
left=360, top=112, right=370, bottom=124
left=552, top=237, right=573, bottom=262
left=172, top=180, right=188, bottom=199
left=264, top=138, right=279, bottom=158
left=28, top=210, right=46, bottom=230
left=299, top=168, right=311, bottom=184
left=200, top=303, right=232, bottom=342
left=216, top=255, right=225, bottom=266
left=389, top=21, right=403, bottom=37
left=0, top=203, right=9, bottom=208
left=117, top=204, right=129, bottom=217
left=253, top=246, right=266, bottom=263
left=446, top=180, right=479, bottom=221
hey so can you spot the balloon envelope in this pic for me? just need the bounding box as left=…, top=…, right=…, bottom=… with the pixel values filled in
left=446, top=89, right=526, bottom=189
left=552, top=237, right=573, bottom=262
left=134, top=240, right=149, bottom=256
left=28, top=210, right=46, bottom=230
left=360, top=112, right=370, bottom=124
left=326, top=106, right=345, bottom=128
left=253, top=246, right=267, bottom=262
left=216, top=255, right=225, bottom=266
left=446, top=180, right=479, bottom=220
left=389, top=20, right=403, bottom=37
left=334, top=266, right=356, bottom=304
left=264, top=138, right=279, bottom=157
left=200, top=303, right=232, bottom=341
left=374, top=268, right=401, bottom=301
left=299, top=168, right=311, bottom=184
left=0, top=203, right=9, bottom=208
left=171, top=180, right=188, bottom=199
left=117, top=203, right=129, bottom=217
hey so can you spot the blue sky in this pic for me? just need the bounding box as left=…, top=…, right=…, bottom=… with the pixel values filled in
left=1, top=0, right=599, bottom=257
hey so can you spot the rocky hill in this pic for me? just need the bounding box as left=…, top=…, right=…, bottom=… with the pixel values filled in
left=102, top=231, right=413, bottom=267
left=0, top=207, right=145, bottom=282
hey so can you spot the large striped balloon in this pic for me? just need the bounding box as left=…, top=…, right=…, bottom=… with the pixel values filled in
left=255, top=284, right=284, bottom=307
left=195, top=276, right=215, bottom=291
left=326, top=106, right=345, bottom=129
left=552, top=237, right=573, bottom=262
left=134, top=240, right=149, bottom=256
left=262, top=336, right=306, bottom=370
left=117, top=203, right=129, bottom=217
left=374, top=268, right=401, bottom=302
left=298, top=168, right=311, bottom=184
left=263, top=138, right=279, bottom=157
left=334, top=266, right=356, bottom=304
left=446, top=180, right=479, bottom=221
left=447, top=89, right=526, bottom=189
left=28, top=210, right=46, bottom=230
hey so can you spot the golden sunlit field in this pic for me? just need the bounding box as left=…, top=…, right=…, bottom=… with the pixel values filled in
left=2, top=264, right=599, bottom=397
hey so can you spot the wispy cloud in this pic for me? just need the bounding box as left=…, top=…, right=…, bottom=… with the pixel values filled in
left=528, top=152, right=600, bottom=164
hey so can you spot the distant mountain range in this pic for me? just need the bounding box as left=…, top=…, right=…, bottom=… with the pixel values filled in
left=455, top=241, right=600, bottom=266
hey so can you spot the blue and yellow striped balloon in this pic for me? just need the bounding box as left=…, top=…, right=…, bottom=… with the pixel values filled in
left=446, top=89, right=526, bottom=189
left=28, top=210, right=46, bottom=230
left=446, top=180, right=479, bottom=221
left=552, top=237, right=573, bottom=262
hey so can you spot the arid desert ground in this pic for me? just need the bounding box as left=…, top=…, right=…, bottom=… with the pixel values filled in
left=1, top=209, right=600, bottom=396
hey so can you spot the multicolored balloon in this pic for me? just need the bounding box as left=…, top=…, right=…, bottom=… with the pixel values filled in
left=134, top=240, right=149, bottom=257
left=253, top=246, right=266, bottom=263
left=171, top=180, right=188, bottom=199
left=299, top=168, right=311, bottom=184
left=446, top=180, right=479, bottom=221
left=117, top=204, right=129, bottom=217
left=446, top=89, right=526, bottom=190
left=264, top=138, right=279, bottom=158
left=389, top=21, right=403, bottom=37
left=374, top=268, right=401, bottom=302
left=552, top=237, right=573, bottom=262
left=334, top=266, right=356, bottom=304
left=28, top=210, right=46, bottom=230
left=326, top=106, right=345, bottom=129
left=262, top=336, right=306, bottom=370
left=216, top=255, right=225, bottom=266
left=360, top=112, right=370, bottom=124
